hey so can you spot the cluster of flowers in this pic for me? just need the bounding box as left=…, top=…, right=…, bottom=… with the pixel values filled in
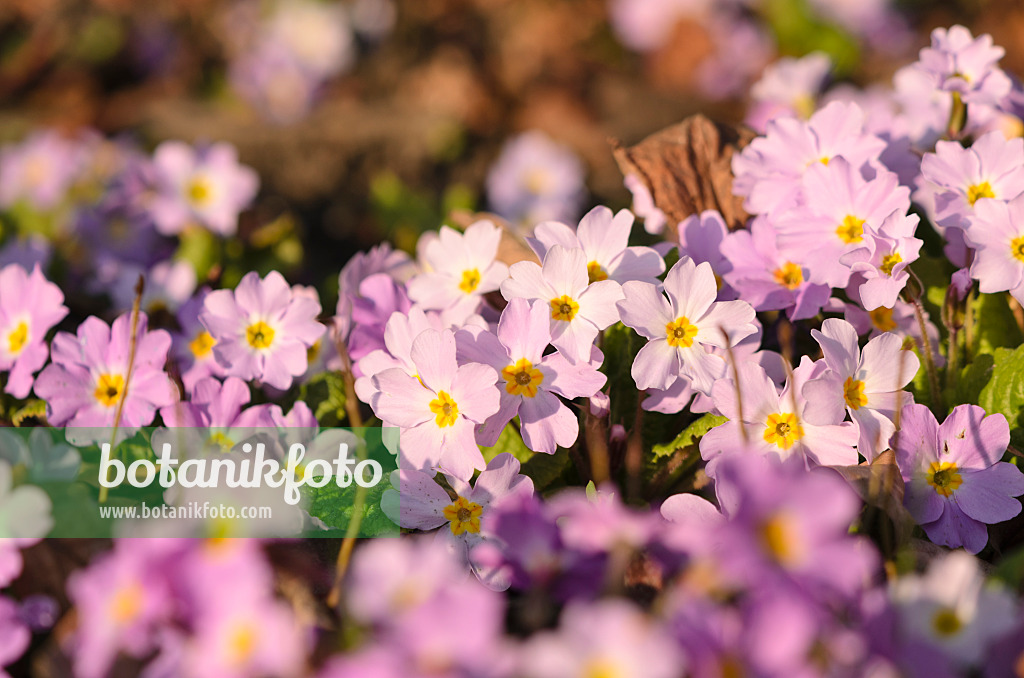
left=3, top=22, right=1024, bottom=678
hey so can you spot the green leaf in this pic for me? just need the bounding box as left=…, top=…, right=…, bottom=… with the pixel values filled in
left=520, top=448, right=571, bottom=493
left=585, top=480, right=598, bottom=501
left=299, top=372, right=348, bottom=427
left=972, top=292, right=1024, bottom=357
left=480, top=423, right=533, bottom=465
left=652, top=414, right=727, bottom=459
left=11, top=399, right=46, bottom=426
left=950, top=353, right=995, bottom=409
left=978, top=345, right=1024, bottom=448
left=601, top=323, right=642, bottom=426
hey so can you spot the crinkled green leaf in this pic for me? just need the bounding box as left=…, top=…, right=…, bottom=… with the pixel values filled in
left=480, top=423, right=533, bottom=465
left=978, top=345, right=1024, bottom=448
left=652, top=414, right=727, bottom=459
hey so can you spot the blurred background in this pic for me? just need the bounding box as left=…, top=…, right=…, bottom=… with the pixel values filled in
left=0, top=0, right=1022, bottom=292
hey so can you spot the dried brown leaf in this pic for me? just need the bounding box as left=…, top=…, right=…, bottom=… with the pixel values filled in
left=612, top=115, right=755, bottom=239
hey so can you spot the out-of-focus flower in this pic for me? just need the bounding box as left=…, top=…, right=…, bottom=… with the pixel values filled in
left=456, top=299, right=606, bottom=453
left=802, top=318, right=919, bottom=458
left=894, top=403, right=1024, bottom=554
left=617, top=257, right=757, bottom=394
left=107, top=259, right=197, bottom=315
left=368, top=328, right=499, bottom=480
left=747, top=53, right=832, bottom=132
left=891, top=551, right=1018, bottom=668
left=382, top=453, right=534, bottom=589
left=486, top=131, right=585, bottom=229
left=917, top=25, right=1012, bottom=107
left=520, top=598, right=684, bottom=678
left=407, top=220, right=509, bottom=318
left=0, top=595, right=30, bottom=678
left=0, top=263, right=68, bottom=398
left=149, top=141, right=259, bottom=236
left=172, top=289, right=228, bottom=394
left=502, top=245, right=623, bottom=363
left=527, top=206, right=665, bottom=285
left=0, top=130, right=90, bottom=210
left=200, top=271, right=324, bottom=390
left=0, top=460, right=52, bottom=587
left=0, top=427, right=80, bottom=482
left=34, top=312, right=178, bottom=431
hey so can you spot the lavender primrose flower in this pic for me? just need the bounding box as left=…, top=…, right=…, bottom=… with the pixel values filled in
left=962, top=194, right=1024, bottom=305
left=894, top=403, right=1024, bottom=554
left=0, top=460, right=52, bottom=587
left=746, top=52, right=832, bottom=132
left=455, top=298, right=606, bottom=453
left=382, top=453, right=534, bottom=589
left=501, top=245, right=624, bottom=363
left=34, top=312, right=178, bottom=432
left=618, top=257, right=757, bottom=394
left=0, top=596, right=29, bottom=678
left=0, top=263, right=68, bottom=398
left=407, top=220, right=509, bottom=318
left=199, top=271, right=325, bottom=390
left=802, top=318, right=920, bottom=459
left=0, top=129, right=90, bottom=210
left=526, top=206, right=665, bottom=286
left=149, top=141, right=259, bottom=236
left=840, top=211, right=923, bottom=310
left=368, top=328, right=499, bottom=480
left=917, top=25, right=1012, bottom=107
left=172, top=289, right=227, bottom=394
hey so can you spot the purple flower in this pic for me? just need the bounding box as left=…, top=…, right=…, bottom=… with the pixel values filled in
left=149, top=141, right=259, bottom=236
left=701, top=359, right=859, bottom=475
left=720, top=216, right=831, bottom=321
left=368, top=328, right=499, bottom=480
left=746, top=52, right=832, bottom=132
left=171, top=289, right=227, bottom=394
left=919, top=130, right=1024, bottom=232
left=501, top=245, right=624, bottom=363
left=34, top=312, right=178, bottom=430
left=963, top=194, right=1024, bottom=305
left=773, top=157, right=911, bottom=288
left=0, top=129, right=89, bottom=210
left=891, top=551, right=1018, bottom=668
left=841, top=211, right=923, bottom=310
left=455, top=298, right=606, bottom=453
left=199, top=271, right=325, bottom=390
left=917, top=25, right=1012, bottom=107
left=0, top=596, right=29, bottom=678
left=618, top=257, right=757, bottom=394
left=624, top=174, right=668, bottom=235
left=520, top=598, right=684, bottom=678
left=486, top=131, right=586, bottom=229
left=407, top=220, right=509, bottom=318
left=0, top=461, right=52, bottom=587
left=894, top=403, right=1024, bottom=554
left=382, top=453, right=534, bottom=589
left=526, top=206, right=665, bottom=285
left=676, top=210, right=734, bottom=299
left=802, top=318, right=920, bottom=459
left=0, top=263, right=68, bottom=398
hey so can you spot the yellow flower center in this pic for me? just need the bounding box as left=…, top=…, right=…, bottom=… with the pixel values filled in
left=880, top=252, right=902, bottom=276
left=227, top=622, right=258, bottom=666
left=307, top=339, right=322, bottom=363
left=869, top=306, right=897, bottom=332
left=187, top=177, right=212, bottom=206
left=429, top=390, right=459, bottom=428
left=966, top=181, right=994, bottom=206
left=762, top=412, right=803, bottom=450
left=587, top=260, right=609, bottom=284
left=759, top=513, right=802, bottom=566
left=245, top=321, right=275, bottom=349
left=443, top=496, right=483, bottom=535
left=190, top=330, right=215, bottom=358
left=1011, top=235, right=1024, bottom=263
left=7, top=321, right=28, bottom=355
left=931, top=608, right=963, bottom=637
left=550, top=294, right=579, bottom=322
left=927, top=461, right=963, bottom=498
left=94, top=373, right=125, bottom=407
left=582, top=659, right=624, bottom=678
left=459, top=268, right=481, bottom=294
left=836, top=215, right=865, bottom=244
left=772, top=262, right=804, bottom=290
left=523, top=168, right=550, bottom=195
left=208, top=431, right=235, bottom=453
left=843, top=376, right=868, bottom=410
left=501, top=358, right=544, bottom=397
left=665, top=316, right=699, bottom=348
left=109, top=582, right=143, bottom=624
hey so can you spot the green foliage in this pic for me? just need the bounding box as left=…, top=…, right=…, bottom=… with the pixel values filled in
left=601, top=323, right=642, bottom=427
left=971, top=293, right=1023, bottom=357
left=652, top=414, right=728, bottom=459
left=299, top=372, right=348, bottom=427
left=481, top=423, right=533, bottom=465
left=306, top=478, right=397, bottom=537
left=977, top=345, right=1024, bottom=448
left=10, top=399, right=46, bottom=427
left=761, top=0, right=860, bottom=75
left=520, top=448, right=571, bottom=494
